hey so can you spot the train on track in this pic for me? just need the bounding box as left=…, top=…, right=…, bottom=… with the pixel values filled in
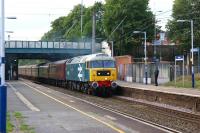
left=19, top=53, right=118, bottom=97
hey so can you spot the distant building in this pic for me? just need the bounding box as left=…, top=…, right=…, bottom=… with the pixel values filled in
left=152, top=32, right=174, bottom=45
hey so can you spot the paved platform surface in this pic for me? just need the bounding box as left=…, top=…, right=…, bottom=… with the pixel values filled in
left=117, top=80, right=200, bottom=98
left=7, top=80, right=168, bottom=133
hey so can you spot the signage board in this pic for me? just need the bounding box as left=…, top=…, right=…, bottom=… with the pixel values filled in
left=190, top=48, right=199, bottom=53
left=175, top=55, right=184, bottom=61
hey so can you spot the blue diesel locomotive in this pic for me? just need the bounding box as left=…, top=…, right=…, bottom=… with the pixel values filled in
left=19, top=53, right=118, bottom=97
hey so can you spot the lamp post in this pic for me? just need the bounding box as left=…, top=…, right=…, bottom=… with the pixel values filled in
left=133, top=31, right=147, bottom=85
left=0, top=0, right=7, bottom=132
left=6, top=31, right=14, bottom=40
left=154, top=11, right=162, bottom=58
left=177, top=19, right=194, bottom=88
left=6, top=17, right=17, bottom=19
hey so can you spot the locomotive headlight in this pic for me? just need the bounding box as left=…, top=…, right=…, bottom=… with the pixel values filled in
left=111, top=82, right=117, bottom=88
left=92, top=82, right=98, bottom=89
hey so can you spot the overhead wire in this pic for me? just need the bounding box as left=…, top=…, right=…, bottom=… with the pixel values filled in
left=115, top=7, right=200, bottom=43
left=112, top=9, right=173, bottom=43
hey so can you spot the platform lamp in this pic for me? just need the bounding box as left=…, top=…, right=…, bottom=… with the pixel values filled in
left=153, top=11, right=162, bottom=58
left=133, top=31, right=147, bottom=85
left=6, top=31, right=14, bottom=41
left=177, top=19, right=194, bottom=88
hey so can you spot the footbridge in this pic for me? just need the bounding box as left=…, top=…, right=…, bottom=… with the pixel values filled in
left=5, top=40, right=101, bottom=80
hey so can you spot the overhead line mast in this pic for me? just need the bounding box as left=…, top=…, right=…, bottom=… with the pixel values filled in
left=81, top=0, right=83, bottom=39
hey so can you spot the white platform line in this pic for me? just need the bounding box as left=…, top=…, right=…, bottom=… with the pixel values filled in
left=105, top=115, right=117, bottom=121
left=8, top=83, right=40, bottom=112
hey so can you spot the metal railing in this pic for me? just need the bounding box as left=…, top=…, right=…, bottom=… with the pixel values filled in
left=5, top=41, right=101, bottom=50
left=118, top=62, right=171, bottom=84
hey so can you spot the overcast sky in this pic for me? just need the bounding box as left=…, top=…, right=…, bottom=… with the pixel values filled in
left=5, top=0, right=174, bottom=40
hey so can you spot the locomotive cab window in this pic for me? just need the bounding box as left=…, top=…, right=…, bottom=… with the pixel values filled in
left=89, top=60, right=115, bottom=68
left=103, top=60, right=115, bottom=68
left=86, top=61, right=90, bottom=68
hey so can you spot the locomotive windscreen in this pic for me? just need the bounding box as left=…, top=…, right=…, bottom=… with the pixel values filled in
left=90, top=60, right=115, bottom=68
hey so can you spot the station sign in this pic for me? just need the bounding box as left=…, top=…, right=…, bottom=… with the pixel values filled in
left=190, top=48, right=199, bottom=53
left=175, top=55, right=184, bottom=61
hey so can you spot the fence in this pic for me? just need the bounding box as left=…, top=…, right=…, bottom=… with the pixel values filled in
left=118, top=62, right=200, bottom=84
left=117, top=62, right=171, bottom=84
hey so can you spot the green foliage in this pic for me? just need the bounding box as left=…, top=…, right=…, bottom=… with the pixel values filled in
left=167, top=0, right=200, bottom=53
left=41, top=3, right=105, bottom=42
left=164, top=74, right=200, bottom=89
left=14, top=112, right=23, bottom=119
left=7, top=112, right=14, bottom=133
left=20, top=124, right=35, bottom=133
left=41, top=1, right=155, bottom=56
left=104, top=0, right=154, bottom=55
left=14, top=112, right=35, bottom=133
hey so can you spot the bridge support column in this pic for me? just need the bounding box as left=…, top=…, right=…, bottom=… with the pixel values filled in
left=5, top=55, right=18, bottom=80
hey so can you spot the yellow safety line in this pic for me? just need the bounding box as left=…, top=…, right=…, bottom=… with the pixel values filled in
left=21, top=82, right=125, bottom=133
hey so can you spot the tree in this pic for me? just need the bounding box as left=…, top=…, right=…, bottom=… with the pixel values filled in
left=41, top=16, right=68, bottom=41
left=103, top=0, right=154, bottom=55
left=41, top=1, right=155, bottom=57
left=41, top=2, right=105, bottom=42
left=166, top=0, right=200, bottom=52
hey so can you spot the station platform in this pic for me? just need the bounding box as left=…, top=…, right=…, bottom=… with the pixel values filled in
left=116, top=80, right=200, bottom=113
left=117, top=80, right=200, bottom=98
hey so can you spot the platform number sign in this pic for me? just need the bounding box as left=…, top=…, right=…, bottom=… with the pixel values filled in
left=175, top=55, right=185, bottom=87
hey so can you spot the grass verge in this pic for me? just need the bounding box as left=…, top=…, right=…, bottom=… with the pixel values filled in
left=163, top=74, right=200, bottom=89
left=6, top=112, right=14, bottom=133
left=12, top=112, right=35, bottom=133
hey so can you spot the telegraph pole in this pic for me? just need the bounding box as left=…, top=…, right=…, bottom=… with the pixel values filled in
left=81, top=0, right=83, bottom=39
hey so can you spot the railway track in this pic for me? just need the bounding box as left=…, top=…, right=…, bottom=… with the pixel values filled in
left=115, top=96, right=200, bottom=123
left=21, top=79, right=200, bottom=133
